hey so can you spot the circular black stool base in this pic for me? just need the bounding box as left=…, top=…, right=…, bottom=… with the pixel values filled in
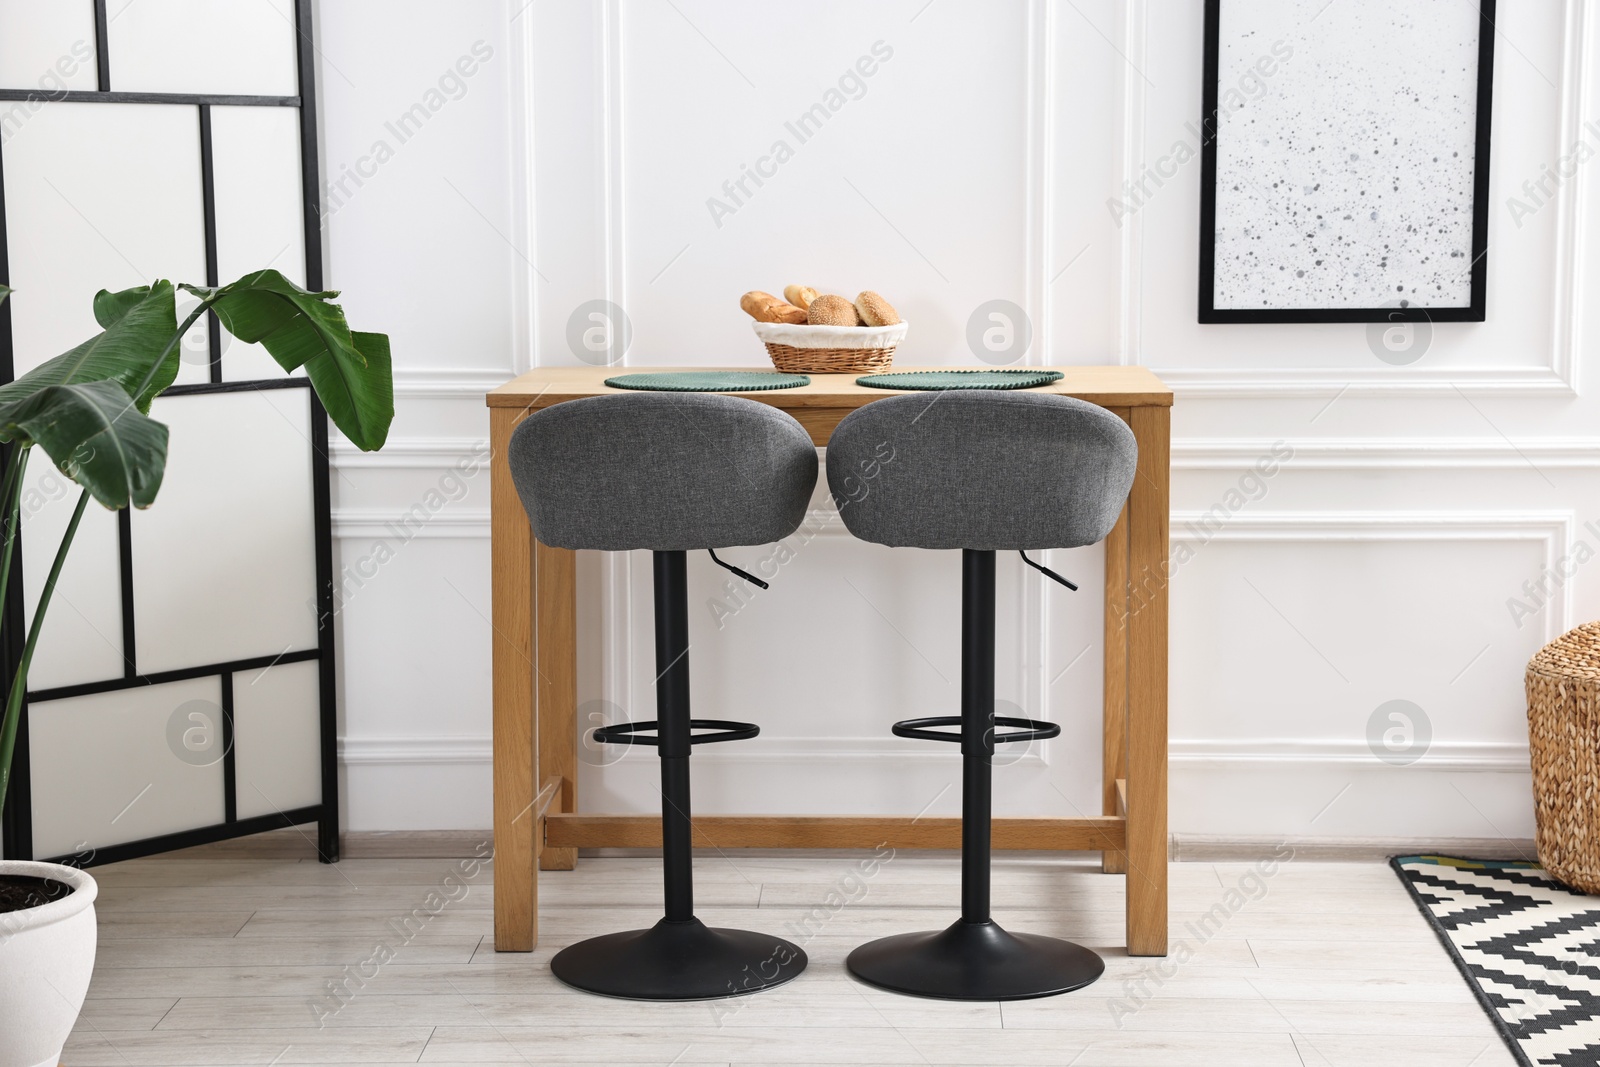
left=550, top=917, right=808, bottom=1001
left=846, top=919, right=1104, bottom=1001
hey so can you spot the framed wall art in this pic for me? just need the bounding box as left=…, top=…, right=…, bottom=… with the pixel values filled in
left=1198, top=0, right=1496, bottom=323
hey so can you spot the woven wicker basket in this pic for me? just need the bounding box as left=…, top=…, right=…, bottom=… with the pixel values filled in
left=1527, top=621, right=1600, bottom=891
left=752, top=321, right=907, bottom=375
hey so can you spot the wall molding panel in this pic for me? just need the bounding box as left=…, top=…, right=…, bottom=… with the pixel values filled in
left=1024, top=0, right=1055, bottom=368
left=1115, top=0, right=1150, bottom=365
left=327, top=434, right=1600, bottom=473
left=1155, top=366, right=1579, bottom=399
left=509, top=0, right=540, bottom=378
left=329, top=436, right=488, bottom=469
left=330, top=508, right=491, bottom=541
left=1173, top=738, right=1529, bottom=772
left=339, top=735, right=1532, bottom=773
left=391, top=367, right=516, bottom=399
left=337, top=733, right=1033, bottom=770
left=340, top=737, right=493, bottom=765
left=1170, top=506, right=1576, bottom=643
left=329, top=434, right=1600, bottom=474
left=601, top=0, right=626, bottom=341
left=1546, top=0, right=1591, bottom=400
left=1172, top=437, right=1600, bottom=470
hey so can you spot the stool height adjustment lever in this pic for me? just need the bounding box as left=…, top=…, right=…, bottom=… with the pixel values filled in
left=1019, top=550, right=1077, bottom=591
left=708, top=548, right=768, bottom=590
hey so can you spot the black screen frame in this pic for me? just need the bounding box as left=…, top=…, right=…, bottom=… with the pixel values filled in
left=0, top=0, right=340, bottom=866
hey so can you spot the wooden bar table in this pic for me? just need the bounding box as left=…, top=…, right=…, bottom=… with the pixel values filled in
left=486, top=366, right=1172, bottom=956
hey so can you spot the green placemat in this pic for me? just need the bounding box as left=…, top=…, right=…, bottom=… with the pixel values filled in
left=854, top=370, right=1065, bottom=391
left=604, top=371, right=810, bottom=392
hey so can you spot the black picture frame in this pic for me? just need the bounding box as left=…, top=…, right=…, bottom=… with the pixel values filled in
left=1198, top=0, right=1497, bottom=324
left=0, top=0, right=340, bottom=867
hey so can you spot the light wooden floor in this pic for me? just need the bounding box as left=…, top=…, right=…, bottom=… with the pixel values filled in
left=63, top=848, right=1514, bottom=1066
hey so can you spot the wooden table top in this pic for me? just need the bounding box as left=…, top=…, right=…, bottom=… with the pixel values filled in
left=486, top=365, right=1173, bottom=410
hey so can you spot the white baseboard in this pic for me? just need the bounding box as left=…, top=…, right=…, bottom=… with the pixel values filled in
left=1171, top=834, right=1539, bottom=863
left=159, top=827, right=493, bottom=860
left=1170, top=738, right=1531, bottom=772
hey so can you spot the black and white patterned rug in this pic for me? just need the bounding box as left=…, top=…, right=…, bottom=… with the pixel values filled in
left=1393, top=855, right=1600, bottom=1067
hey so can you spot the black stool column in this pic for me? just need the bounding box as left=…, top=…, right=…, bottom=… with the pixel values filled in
left=655, top=550, right=694, bottom=924
left=961, top=549, right=995, bottom=926
left=845, top=550, right=1105, bottom=1001
left=549, top=551, right=807, bottom=1000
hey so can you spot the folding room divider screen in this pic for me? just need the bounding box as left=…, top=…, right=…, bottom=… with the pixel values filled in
left=0, top=0, right=338, bottom=865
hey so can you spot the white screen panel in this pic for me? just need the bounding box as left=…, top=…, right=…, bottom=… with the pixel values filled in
left=211, top=105, right=307, bottom=382
left=232, top=658, right=320, bottom=819
left=20, top=453, right=124, bottom=690
left=131, top=388, right=318, bottom=672
left=1, top=102, right=205, bottom=377
left=106, top=0, right=297, bottom=96
left=29, top=676, right=225, bottom=857
left=0, top=2, right=97, bottom=93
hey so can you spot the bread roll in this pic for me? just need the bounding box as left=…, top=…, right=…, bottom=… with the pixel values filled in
left=854, top=291, right=900, bottom=327
left=807, top=294, right=861, bottom=326
left=740, top=290, right=808, bottom=324
left=783, top=284, right=819, bottom=310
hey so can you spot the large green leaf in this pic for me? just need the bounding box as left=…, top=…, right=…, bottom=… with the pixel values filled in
left=0, top=281, right=178, bottom=415
left=182, top=270, right=347, bottom=372
left=0, top=379, right=168, bottom=509
left=301, top=330, right=393, bottom=452
left=184, top=270, right=394, bottom=451
left=93, top=284, right=157, bottom=329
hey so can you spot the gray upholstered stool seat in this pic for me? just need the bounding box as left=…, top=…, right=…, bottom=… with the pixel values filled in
left=826, top=389, right=1136, bottom=1002
left=824, top=390, right=1136, bottom=550
left=507, top=391, right=816, bottom=1002
left=509, top=391, right=816, bottom=552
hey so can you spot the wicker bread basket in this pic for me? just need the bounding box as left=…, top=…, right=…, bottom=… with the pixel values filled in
left=1527, top=621, right=1600, bottom=891
left=752, top=321, right=908, bottom=375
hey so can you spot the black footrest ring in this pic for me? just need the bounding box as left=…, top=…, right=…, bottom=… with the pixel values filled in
left=891, top=715, right=1061, bottom=745
left=591, top=719, right=760, bottom=747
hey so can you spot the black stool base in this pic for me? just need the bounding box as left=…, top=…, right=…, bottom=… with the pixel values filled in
left=551, top=917, right=808, bottom=1001
left=846, top=919, right=1104, bottom=1001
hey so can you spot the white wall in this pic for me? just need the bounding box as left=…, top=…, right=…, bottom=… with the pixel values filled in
left=318, top=0, right=1600, bottom=845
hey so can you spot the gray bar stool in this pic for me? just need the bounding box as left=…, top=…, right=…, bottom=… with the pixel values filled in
left=825, top=389, right=1137, bottom=1001
left=509, top=391, right=817, bottom=1000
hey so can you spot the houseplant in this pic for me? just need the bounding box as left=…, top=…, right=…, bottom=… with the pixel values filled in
left=0, top=270, right=392, bottom=1067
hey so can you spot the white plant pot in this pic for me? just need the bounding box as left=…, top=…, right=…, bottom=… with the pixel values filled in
left=0, top=861, right=97, bottom=1067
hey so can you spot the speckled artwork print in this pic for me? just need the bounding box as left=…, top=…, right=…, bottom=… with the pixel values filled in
left=1213, top=0, right=1482, bottom=310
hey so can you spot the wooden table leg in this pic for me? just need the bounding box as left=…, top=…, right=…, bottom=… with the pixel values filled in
left=491, top=407, right=537, bottom=951
left=1101, top=460, right=1130, bottom=876
left=1125, top=405, right=1169, bottom=956
left=536, top=540, right=578, bottom=871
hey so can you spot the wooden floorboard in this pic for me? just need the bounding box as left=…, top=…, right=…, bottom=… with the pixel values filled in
left=63, top=852, right=1515, bottom=1066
